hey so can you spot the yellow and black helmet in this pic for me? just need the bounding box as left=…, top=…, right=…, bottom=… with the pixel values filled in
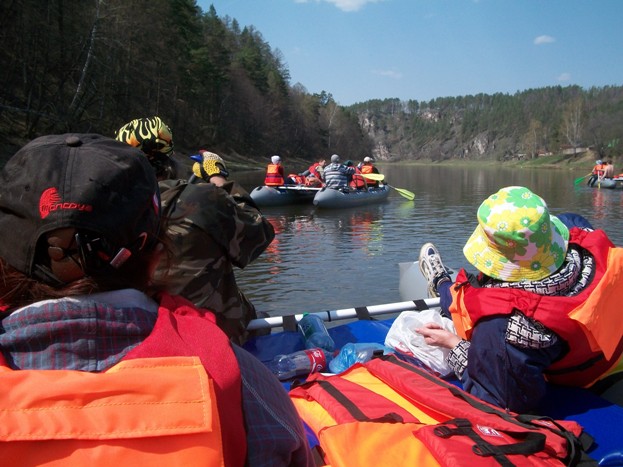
left=116, top=116, right=174, bottom=178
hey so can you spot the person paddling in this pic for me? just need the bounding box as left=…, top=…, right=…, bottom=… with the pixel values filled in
left=587, top=159, right=605, bottom=187
left=358, top=156, right=380, bottom=187
left=345, top=159, right=367, bottom=189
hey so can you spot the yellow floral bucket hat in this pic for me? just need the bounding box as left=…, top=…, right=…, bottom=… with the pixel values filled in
left=463, top=186, right=569, bottom=281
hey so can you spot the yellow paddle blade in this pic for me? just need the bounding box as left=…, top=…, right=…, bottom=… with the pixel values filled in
left=360, top=173, right=385, bottom=181
left=359, top=173, right=414, bottom=200
left=390, top=185, right=415, bottom=201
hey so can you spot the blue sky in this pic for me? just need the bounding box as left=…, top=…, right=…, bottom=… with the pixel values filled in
left=197, top=0, right=623, bottom=106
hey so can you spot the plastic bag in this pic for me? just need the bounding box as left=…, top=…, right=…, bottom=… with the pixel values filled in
left=384, top=310, right=456, bottom=377
left=329, top=342, right=394, bottom=374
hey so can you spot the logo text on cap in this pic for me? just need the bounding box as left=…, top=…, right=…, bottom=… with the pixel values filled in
left=39, top=188, right=93, bottom=219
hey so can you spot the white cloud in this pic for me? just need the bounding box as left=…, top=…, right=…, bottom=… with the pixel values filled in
left=557, top=72, right=571, bottom=82
left=373, top=69, right=403, bottom=79
left=295, top=0, right=384, bottom=12
left=534, top=35, right=555, bottom=45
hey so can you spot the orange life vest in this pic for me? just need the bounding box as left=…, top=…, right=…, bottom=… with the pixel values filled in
left=592, top=164, right=606, bottom=177
left=449, top=228, right=623, bottom=387
left=288, top=173, right=305, bottom=185
left=290, top=356, right=587, bottom=467
left=360, top=164, right=378, bottom=186
left=305, top=175, right=323, bottom=187
left=265, top=163, right=285, bottom=186
left=0, top=293, right=246, bottom=467
left=349, top=168, right=367, bottom=189
left=308, top=162, right=323, bottom=179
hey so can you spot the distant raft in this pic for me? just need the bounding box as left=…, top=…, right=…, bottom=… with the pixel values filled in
left=588, top=177, right=622, bottom=189
left=313, top=185, right=390, bottom=209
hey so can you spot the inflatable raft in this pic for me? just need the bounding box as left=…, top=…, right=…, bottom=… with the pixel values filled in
left=588, top=177, right=623, bottom=189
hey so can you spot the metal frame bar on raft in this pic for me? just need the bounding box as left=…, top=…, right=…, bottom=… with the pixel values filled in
left=246, top=297, right=441, bottom=331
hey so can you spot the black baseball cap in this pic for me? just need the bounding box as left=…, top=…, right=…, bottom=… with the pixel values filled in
left=0, top=134, right=161, bottom=278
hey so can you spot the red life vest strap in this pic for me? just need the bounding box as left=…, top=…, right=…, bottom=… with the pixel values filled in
left=125, top=293, right=246, bottom=467
left=293, top=373, right=420, bottom=424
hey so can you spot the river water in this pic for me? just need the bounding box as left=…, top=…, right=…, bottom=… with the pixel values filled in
left=234, top=164, right=623, bottom=318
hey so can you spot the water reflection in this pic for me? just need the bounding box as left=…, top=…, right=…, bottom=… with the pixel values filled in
left=234, top=165, right=623, bottom=317
left=241, top=204, right=392, bottom=316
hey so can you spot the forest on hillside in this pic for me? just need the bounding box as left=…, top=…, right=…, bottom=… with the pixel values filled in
left=1, top=1, right=622, bottom=166
left=0, top=0, right=371, bottom=162
left=352, top=85, right=623, bottom=162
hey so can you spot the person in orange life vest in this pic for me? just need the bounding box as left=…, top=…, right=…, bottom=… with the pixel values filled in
left=416, top=186, right=623, bottom=413
left=0, top=134, right=313, bottom=467
left=304, top=172, right=323, bottom=187
left=307, top=158, right=326, bottom=180
left=285, top=173, right=304, bottom=185
left=358, top=156, right=380, bottom=187
left=344, top=160, right=367, bottom=189
left=298, top=158, right=325, bottom=187
left=265, top=155, right=292, bottom=186
left=587, top=159, right=605, bottom=187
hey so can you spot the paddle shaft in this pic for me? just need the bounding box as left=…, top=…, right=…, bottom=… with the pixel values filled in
left=278, top=185, right=322, bottom=191
left=573, top=173, right=592, bottom=185
left=360, top=173, right=415, bottom=200
left=246, top=297, right=441, bottom=331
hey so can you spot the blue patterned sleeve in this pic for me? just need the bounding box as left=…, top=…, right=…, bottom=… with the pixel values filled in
left=232, top=346, right=315, bottom=467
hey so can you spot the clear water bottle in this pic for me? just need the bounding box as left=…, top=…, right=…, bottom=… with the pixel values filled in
left=268, top=348, right=333, bottom=381
left=328, top=342, right=394, bottom=374
left=298, top=313, right=335, bottom=352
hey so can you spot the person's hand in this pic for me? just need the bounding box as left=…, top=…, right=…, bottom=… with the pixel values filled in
left=415, top=322, right=462, bottom=349
left=199, top=150, right=229, bottom=179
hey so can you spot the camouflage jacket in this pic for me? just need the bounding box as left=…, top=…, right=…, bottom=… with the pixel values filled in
left=157, top=178, right=275, bottom=343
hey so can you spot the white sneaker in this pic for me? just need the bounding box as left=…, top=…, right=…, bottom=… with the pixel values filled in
left=419, top=243, right=450, bottom=298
